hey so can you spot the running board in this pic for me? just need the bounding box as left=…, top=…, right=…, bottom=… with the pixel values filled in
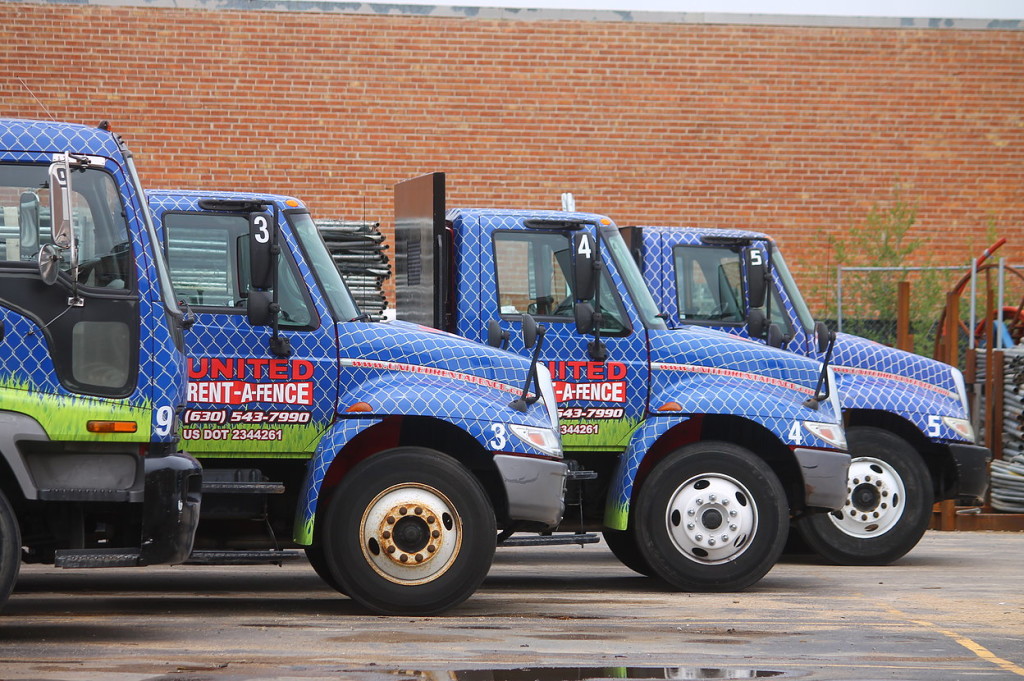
left=186, top=550, right=303, bottom=565
left=500, top=533, right=600, bottom=547
left=55, top=548, right=142, bottom=568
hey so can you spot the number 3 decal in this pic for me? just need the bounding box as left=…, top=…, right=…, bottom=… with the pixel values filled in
left=252, top=214, right=271, bottom=244
left=489, top=423, right=507, bottom=450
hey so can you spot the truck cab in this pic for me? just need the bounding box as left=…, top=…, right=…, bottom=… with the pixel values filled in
left=0, top=119, right=201, bottom=609
left=147, top=189, right=567, bottom=615
left=394, top=174, right=850, bottom=592
left=625, top=224, right=990, bottom=564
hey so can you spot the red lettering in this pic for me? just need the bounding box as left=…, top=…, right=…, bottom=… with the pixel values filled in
left=209, top=358, right=233, bottom=379
left=607, top=362, right=627, bottom=380
left=188, top=357, right=208, bottom=380
left=292, top=360, right=315, bottom=380
left=248, top=358, right=268, bottom=379
left=268, top=359, right=289, bottom=380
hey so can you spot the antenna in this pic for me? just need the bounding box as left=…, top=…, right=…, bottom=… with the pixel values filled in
left=18, top=77, right=56, bottom=122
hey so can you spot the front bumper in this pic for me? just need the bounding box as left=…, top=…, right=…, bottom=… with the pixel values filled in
left=945, top=442, right=992, bottom=502
left=793, top=447, right=852, bottom=511
left=494, top=454, right=568, bottom=529
left=140, top=448, right=202, bottom=566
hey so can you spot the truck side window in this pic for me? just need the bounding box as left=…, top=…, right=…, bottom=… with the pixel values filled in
left=164, top=212, right=313, bottom=328
left=0, top=164, right=133, bottom=289
left=672, top=245, right=745, bottom=324
left=494, top=231, right=629, bottom=334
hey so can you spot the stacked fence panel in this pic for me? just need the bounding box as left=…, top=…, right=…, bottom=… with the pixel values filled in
left=992, top=348, right=1024, bottom=512
left=316, top=220, right=390, bottom=321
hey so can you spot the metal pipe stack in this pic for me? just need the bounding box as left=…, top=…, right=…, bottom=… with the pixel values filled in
left=316, top=219, right=390, bottom=321
left=991, top=348, right=1024, bottom=512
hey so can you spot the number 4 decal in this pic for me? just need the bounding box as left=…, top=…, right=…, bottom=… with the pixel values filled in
left=788, top=421, right=803, bottom=445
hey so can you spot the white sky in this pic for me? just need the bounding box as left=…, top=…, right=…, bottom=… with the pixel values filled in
left=362, top=0, right=1024, bottom=19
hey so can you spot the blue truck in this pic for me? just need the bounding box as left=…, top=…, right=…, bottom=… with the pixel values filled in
left=146, top=188, right=568, bottom=615
left=392, top=173, right=851, bottom=591
left=621, top=224, right=991, bottom=564
left=0, top=119, right=202, bottom=610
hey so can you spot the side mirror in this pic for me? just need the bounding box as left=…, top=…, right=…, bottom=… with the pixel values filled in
left=19, top=191, right=39, bottom=258
left=746, top=247, right=767, bottom=309
left=249, top=212, right=275, bottom=290
left=814, top=321, right=831, bottom=354
left=486, top=320, right=509, bottom=349
left=574, top=302, right=595, bottom=335
left=247, top=289, right=275, bottom=327
left=522, top=313, right=538, bottom=350
left=766, top=322, right=785, bottom=349
left=746, top=308, right=768, bottom=339
left=572, top=232, right=597, bottom=301
left=48, top=159, right=74, bottom=252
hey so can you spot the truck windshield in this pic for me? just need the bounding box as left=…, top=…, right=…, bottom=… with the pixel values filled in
left=287, top=212, right=361, bottom=322
left=125, top=154, right=181, bottom=314
left=602, top=228, right=667, bottom=330
left=773, top=249, right=815, bottom=333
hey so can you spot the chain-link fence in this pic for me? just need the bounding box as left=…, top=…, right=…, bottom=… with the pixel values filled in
left=835, top=261, right=1024, bottom=366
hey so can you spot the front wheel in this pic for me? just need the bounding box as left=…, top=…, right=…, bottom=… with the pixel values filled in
left=0, top=489, right=20, bottom=610
left=795, top=426, right=933, bottom=565
left=634, top=442, right=788, bottom=592
left=320, top=447, right=496, bottom=615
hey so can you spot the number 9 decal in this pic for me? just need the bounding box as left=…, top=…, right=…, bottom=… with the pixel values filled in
left=155, top=406, right=175, bottom=437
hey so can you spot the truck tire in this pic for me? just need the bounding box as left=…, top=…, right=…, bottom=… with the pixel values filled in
left=795, top=426, right=933, bottom=566
left=601, top=528, right=654, bottom=577
left=304, top=544, right=345, bottom=594
left=320, top=447, right=496, bottom=615
left=633, top=442, right=787, bottom=592
left=0, top=489, right=20, bottom=610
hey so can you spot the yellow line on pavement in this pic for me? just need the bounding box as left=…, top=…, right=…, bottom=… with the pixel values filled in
left=886, top=607, right=1024, bottom=677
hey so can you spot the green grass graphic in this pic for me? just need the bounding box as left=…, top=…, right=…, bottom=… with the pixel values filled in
left=1, top=376, right=151, bottom=441
left=562, top=416, right=642, bottom=453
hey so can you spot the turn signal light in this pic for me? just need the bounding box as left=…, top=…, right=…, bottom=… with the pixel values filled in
left=346, top=402, right=374, bottom=413
left=657, top=402, right=682, bottom=412
left=87, top=420, right=138, bottom=433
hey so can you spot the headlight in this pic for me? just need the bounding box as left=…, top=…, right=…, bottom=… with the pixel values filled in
left=942, top=416, right=975, bottom=443
left=826, top=366, right=843, bottom=420
left=535, top=363, right=560, bottom=430
left=509, top=424, right=563, bottom=458
left=803, top=421, right=847, bottom=450
left=950, top=367, right=971, bottom=415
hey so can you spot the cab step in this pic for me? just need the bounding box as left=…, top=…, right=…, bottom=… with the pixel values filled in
left=500, top=533, right=600, bottom=547
left=55, top=548, right=141, bottom=568
left=186, top=550, right=303, bottom=565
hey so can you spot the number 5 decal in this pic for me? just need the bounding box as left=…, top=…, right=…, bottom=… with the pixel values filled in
left=489, top=423, right=507, bottom=450
left=927, top=415, right=942, bottom=438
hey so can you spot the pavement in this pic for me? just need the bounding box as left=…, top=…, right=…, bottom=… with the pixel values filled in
left=0, top=530, right=1021, bottom=681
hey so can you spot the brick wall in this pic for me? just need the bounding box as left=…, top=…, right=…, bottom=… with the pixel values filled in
left=2, top=3, right=1022, bottom=311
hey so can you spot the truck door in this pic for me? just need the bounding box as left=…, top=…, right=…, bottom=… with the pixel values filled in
left=490, top=227, right=650, bottom=454
left=161, top=209, right=338, bottom=455
left=0, top=161, right=142, bottom=411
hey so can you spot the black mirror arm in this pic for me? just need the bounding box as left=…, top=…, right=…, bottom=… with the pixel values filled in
left=802, top=331, right=837, bottom=410
left=510, top=326, right=546, bottom=412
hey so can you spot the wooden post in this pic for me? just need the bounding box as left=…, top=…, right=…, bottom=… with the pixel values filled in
left=936, top=290, right=962, bottom=529
left=896, top=281, right=914, bottom=352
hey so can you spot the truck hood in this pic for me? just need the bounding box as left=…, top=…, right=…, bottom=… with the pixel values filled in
left=648, top=325, right=840, bottom=421
left=830, top=331, right=966, bottom=415
left=335, top=319, right=537, bottom=402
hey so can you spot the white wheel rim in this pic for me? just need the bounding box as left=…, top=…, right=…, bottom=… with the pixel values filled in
left=664, top=473, right=757, bottom=565
left=359, top=483, right=462, bottom=585
left=827, top=456, right=906, bottom=538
